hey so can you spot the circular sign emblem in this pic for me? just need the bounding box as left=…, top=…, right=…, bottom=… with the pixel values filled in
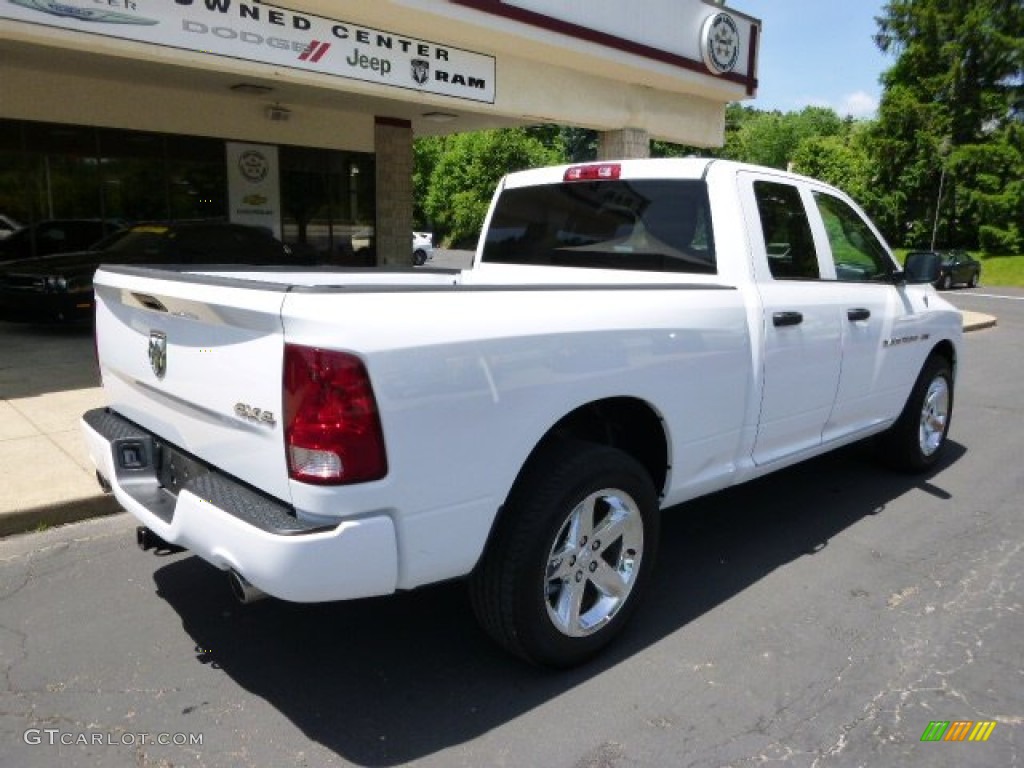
left=701, top=13, right=741, bottom=75
left=237, top=150, right=269, bottom=183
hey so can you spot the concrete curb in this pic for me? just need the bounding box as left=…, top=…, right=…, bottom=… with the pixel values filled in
left=0, top=494, right=122, bottom=538
left=0, top=310, right=1001, bottom=541
left=961, top=311, right=997, bottom=332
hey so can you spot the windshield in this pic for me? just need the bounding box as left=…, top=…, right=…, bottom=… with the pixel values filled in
left=482, top=179, right=716, bottom=275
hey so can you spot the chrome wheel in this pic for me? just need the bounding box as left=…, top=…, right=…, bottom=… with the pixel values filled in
left=919, top=375, right=950, bottom=457
left=544, top=488, right=644, bottom=638
left=470, top=441, right=659, bottom=666
left=876, top=355, right=953, bottom=472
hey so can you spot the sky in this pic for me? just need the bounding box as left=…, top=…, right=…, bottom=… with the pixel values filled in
left=732, top=1, right=895, bottom=118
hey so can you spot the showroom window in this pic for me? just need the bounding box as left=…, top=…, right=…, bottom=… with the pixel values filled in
left=0, top=119, right=374, bottom=262
left=279, top=145, right=375, bottom=265
left=0, top=120, right=228, bottom=256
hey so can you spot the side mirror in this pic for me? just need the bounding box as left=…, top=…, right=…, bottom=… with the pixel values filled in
left=899, top=251, right=941, bottom=285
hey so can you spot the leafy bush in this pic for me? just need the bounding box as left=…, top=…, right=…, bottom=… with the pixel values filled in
left=979, top=224, right=1022, bottom=255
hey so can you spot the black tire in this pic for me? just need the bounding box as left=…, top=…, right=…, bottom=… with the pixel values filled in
left=940, top=274, right=953, bottom=290
left=413, top=249, right=427, bottom=266
left=968, top=271, right=979, bottom=288
left=875, top=355, right=954, bottom=472
left=470, top=441, right=660, bottom=667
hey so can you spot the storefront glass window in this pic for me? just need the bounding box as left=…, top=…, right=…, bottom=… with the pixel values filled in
left=0, top=121, right=32, bottom=229
left=0, top=119, right=373, bottom=262
left=22, top=123, right=101, bottom=222
left=97, top=128, right=167, bottom=224
left=167, top=135, right=227, bottom=222
left=280, top=145, right=375, bottom=265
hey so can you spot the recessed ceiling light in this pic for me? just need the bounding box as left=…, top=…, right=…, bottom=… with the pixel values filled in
left=422, top=112, right=458, bottom=123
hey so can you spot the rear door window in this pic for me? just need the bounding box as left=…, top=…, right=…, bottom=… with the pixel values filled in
left=752, top=181, right=820, bottom=280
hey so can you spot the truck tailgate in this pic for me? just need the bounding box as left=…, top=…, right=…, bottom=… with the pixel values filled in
left=93, top=268, right=291, bottom=502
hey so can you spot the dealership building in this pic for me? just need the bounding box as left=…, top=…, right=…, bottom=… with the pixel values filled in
left=0, top=0, right=760, bottom=264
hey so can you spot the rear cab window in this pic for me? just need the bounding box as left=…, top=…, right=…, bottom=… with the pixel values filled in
left=481, top=179, right=716, bottom=275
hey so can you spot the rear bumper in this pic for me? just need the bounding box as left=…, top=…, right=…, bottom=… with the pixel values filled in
left=81, top=408, right=399, bottom=602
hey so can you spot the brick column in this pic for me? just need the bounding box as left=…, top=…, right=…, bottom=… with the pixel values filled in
left=597, top=128, right=651, bottom=160
left=374, top=117, right=414, bottom=267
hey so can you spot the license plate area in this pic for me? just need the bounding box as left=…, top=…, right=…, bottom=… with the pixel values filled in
left=156, top=441, right=210, bottom=497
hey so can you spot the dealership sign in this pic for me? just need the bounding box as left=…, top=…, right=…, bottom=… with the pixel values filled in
left=2, top=0, right=496, bottom=104
left=226, top=142, right=281, bottom=238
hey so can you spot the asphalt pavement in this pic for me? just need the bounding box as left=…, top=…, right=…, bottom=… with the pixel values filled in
left=0, top=288, right=1019, bottom=767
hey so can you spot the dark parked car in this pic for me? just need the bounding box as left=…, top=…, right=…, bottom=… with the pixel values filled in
left=907, top=249, right=981, bottom=290
left=0, top=219, right=121, bottom=262
left=937, top=249, right=981, bottom=289
left=0, top=221, right=301, bottom=323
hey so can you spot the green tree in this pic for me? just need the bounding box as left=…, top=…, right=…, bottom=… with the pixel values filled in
left=872, top=0, right=1024, bottom=249
left=732, top=106, right=844, bottom=169
left=413, top=135, right=449, bottom=229
left=526, top=125, right=598, bottom=162
left=950, top=130, right=1024, bottom=252
left=790, top=122, right=879, bottom=211
left=650, top=104, right=843, bottom=165
left=421, top=129, right=561, bottom=246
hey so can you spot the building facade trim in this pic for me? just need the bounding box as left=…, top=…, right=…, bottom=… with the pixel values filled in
left=449, top=0, right=758, bottom=94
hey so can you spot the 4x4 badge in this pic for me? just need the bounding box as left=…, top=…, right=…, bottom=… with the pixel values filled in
left=148, top=331, right=167, bottom=379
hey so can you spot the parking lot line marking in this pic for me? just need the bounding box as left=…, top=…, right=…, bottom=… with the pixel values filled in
left=957, top=292, right=1024, bottom=301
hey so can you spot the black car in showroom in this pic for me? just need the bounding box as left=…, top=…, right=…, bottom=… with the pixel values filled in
left=0, top=218, right=122, bottom=261
left=0, top=221, right=300, bottom=323
left=907, top=249, right=982, bottom=290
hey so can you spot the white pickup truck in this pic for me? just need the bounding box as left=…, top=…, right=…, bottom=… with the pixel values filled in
left=82, top=159, right=961, bottom=666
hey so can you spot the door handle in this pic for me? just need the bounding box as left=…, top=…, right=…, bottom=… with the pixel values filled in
left=847, top=308, right=871, bottom=322
left=772, top=311, right=803, bottom=327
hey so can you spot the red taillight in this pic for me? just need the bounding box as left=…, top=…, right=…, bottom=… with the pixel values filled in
left=564, top=163, right=622, bottom=182
left=283, top=344, right=387, bottom=485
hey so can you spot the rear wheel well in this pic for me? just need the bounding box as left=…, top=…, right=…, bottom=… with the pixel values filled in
left=521, top=397, right=668, bottom=498
left=472, top=397, right=668, bottom=602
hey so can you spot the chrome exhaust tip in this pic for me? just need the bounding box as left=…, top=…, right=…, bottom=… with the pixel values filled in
left=228, top=570, right=267, bottom=604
